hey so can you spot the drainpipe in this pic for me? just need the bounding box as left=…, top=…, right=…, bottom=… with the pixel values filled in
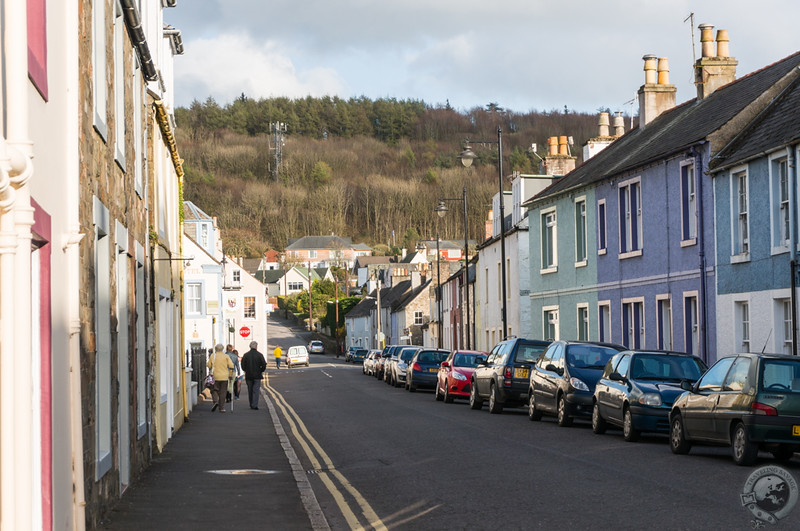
left=789, top=145, right=798, bottom=355
left=691, top=144, right=709, bottom=362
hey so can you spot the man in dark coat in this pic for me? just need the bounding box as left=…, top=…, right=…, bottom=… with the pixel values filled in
left=240, top=341, right=267, bottom=409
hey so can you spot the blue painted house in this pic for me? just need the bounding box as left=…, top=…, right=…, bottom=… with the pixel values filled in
left=525, top=26, right=800, bottom=364
left=709, top=72, right=800, bottom=356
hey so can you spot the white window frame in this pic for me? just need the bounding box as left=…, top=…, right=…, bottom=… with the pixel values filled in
left=598, top=301, right=611, bottom=343
left=309, top=250, right=318, bottom=259
left=135, top=242, right=147, bottom=439
left=683, top=291, right=699, bottom=356
left=92, top=0, right=108, bottom=140
left=574, top=197, right=587, bottom=266
left=93, top=198, right=112, bottom=479
left=543, top=306, right=559, bottom=341
left=777, top=298, right=793, bottom=355
left=577, top=303, right=589, bottom=341
left=731, top=167, right=750, bottom=262
left=113, top=0, right=126, bottom=168
left=243, top=296, right=256, bottom=319
left=597, top=199, right=607, bottom=255
left=770, top=155, right=791, bottom=254
left=735, top=300, right=750, bottom=353
left=618, top=177, right=643, bottom=258
left=186, top=282, right=203, bottom=315
left=656, top=294, right=673, bottom=350
left=414, top=311, right=424, bottom=326
left=540, top=207, right=558, bottom=273
left=680, top=160, right=697, bottom=246
left=621, top=297, right=645, bottom=349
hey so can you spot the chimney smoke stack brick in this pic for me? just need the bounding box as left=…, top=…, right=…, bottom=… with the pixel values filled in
left=547, top=136, right=558, bottom=156
left=558, top=136, right=569, bottom=156
left=638, top=54, right=677, bottom=127
left=613, top=112, right=625, bottom=137
left=699, top=23, right=715, bottom=58
left=716, top=29, right=730, bottom=58
left=694, top=25, right=737, bottom=99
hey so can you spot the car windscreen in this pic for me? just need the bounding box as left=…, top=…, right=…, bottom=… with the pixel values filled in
left=453, top=352, right=487, bottom=367
left=629, top=354, right=706, bottom=381
left=355, top=349, right=368, bottom=356
left=514, top=343, right=548, bottom=363
left=566, top=345, right=619, bottom=369
left=400, top=349, right=417, bottom=362
left=761, top=359, right=800, bottom=393
left=416, top=350, right=448, bottom=363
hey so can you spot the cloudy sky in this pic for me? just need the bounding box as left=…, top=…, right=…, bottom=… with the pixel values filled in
left=166, top=0, right=800, bottom=114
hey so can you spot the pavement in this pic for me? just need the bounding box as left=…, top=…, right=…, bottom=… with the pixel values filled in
left=99, top=315, right=326, bottom=530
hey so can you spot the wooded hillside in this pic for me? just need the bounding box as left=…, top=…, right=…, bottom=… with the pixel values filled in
left=177, top=96, right=615, bottom=257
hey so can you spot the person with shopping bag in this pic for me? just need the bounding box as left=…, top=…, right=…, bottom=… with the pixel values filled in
left=206, top=343, right=234, bottom=413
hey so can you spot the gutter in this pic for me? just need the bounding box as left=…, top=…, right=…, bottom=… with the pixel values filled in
left=790, top=145, right=799, bottom=355
left=120, top=0, right=158, bottom=82
left=153, top=100, right=184, bottom=178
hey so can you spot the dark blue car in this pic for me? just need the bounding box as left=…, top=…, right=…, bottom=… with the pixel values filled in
left=406, top=349, right=450, bottom=392
left=592, top=350, right=707, bottom=441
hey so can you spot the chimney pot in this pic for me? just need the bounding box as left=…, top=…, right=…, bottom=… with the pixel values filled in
left=657, top=57, right=670, bottom=85
left=643, top=54, right=657, bottom=84
left=598, top=112, right=610, bottom=137
left=558, top=136, right=569, bottom=156
left=716, top=29, right=730, bottom=58
left=699, top=23, right=715, bottom=58
left=547, top=136, right=558, bottom=156
left=613, top=112, right=625, bottom=137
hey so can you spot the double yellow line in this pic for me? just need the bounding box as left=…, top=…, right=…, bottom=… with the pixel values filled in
left=263, top=377, right=387, bottom=531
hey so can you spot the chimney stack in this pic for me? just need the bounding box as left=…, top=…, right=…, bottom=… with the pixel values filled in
left=598, top=112, right=610, bottom=137
left=637, top=54, right=677, bottom=127
left=613, top=111, right=625, bottom=137
left=544, top=136, right=576, bottom=176
left=583, top=112, right=622, bottom=161
left=694, top=24, right=737, bottom=99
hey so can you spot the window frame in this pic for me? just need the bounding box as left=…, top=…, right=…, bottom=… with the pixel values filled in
left=656, top=294, right=673, bottom=350
left=540, top=206, right=558, bottom=273
left=576, top=303, right=589, bottom=341
left=543, top=305, right=559, bottom=341
left=597, top=199, right=607, bottom=255
left=683, top=291, right=699, bottom=356
left=186, top=282, right=203, bottom=316
left=92, top=0, right=108, bottom=139
left=680, top=160, right=697, bottom=246
left=618, top=177, right=643, bottom=258
left=574, top=196, right=587, bottom=266
left=621, top=297, right=645, bottom=349
left=414, top=311, right=424, bottom=326
left=735, top=300, right=750, bottom=353
left=770, top=155, right=790, bottom=254
left=243, top=296, right=256, bottom=319
left=598, top=301, right=611, bottom=343
left=730, top=167, right=750, bottom=262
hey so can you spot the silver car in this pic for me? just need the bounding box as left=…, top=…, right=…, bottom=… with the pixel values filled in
left=391, top=346, right=422, bottom=387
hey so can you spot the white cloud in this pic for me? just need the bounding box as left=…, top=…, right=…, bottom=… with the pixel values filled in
left=174, top=33, right=347, bottom=106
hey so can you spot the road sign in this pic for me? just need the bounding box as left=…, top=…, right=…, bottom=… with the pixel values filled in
left=239, top=326, right=251, bottom=338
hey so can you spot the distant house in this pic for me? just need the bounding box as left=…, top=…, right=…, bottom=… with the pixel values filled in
left=391, top=279, right=432, bottom=346
left=345, top=296, right=376, bottom=349
left=256, top=265, right=333, bottom=304
left=286, top=235, right=372, bottom=268
left=352, top=256, right=393, bottom=289
left=418, top=239, right=469, bottom=261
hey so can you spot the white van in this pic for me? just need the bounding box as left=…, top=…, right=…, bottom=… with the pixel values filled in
left=286, top=345, right=310, bottom=368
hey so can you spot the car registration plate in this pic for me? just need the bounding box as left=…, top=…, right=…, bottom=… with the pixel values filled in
left=429, top=368, right=439, bottom=373
left=793, top=425, right=800, bottom=436
left=514, top=368, right=529, bottom=379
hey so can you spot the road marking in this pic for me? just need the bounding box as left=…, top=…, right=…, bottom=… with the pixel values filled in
left=321, top=370, right=333, bottom=379
left=263, top=376, right=387, bottom=531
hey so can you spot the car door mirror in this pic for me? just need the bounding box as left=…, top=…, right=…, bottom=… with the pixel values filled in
left=610, top=371, right=625, bottom=382
left=440, top=361, right=449, bottom=368
left=680, top=379, right=695, bottom=392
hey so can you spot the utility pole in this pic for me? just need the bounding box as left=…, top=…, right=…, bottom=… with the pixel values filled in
left=307, top=260, right=313, bottom=332
left=376, top=277, right=383, bottom=349
left=270, top=122, right=287, bottom=179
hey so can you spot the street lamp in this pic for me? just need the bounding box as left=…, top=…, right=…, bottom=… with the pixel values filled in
left=458, top=126, right=508, bottom=340
left=436, top=235, right=442, bottom=349
left=436, top=187, right=471, bottom=350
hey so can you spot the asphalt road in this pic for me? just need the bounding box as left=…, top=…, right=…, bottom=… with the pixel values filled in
left=265, top=318, right=800, bottom=530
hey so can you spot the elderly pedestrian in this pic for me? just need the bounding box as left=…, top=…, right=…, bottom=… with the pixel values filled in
left=241, top=341, right=267, bottom=409
left=207, top=343, right=234, bottom=412
left=225, top=344, right=242, bottom=402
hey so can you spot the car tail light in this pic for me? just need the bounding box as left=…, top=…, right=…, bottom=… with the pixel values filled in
left=751, top=402, right=777, bottom=416
left=412, top=362, right=422, bottom=372
left=504, top=366, right=512, bottom=379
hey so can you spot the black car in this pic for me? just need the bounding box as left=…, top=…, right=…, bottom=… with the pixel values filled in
left=406, top=349, right=450, bottom=391
left=592, top=350, right=707, bottom=441
left=470, top=338, right=550, bottom=414
left=529, top=341, right=625, bottom=426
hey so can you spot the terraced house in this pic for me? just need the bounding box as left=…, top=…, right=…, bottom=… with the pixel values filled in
left=526, top=26, right=800, bottom=364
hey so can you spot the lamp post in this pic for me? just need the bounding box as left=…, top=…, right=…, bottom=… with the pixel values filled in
left=458, top=126, right=508, bottom=340
left=436, top=187, right=471, bottom=350
left=436, top=235, right=442, bottom=349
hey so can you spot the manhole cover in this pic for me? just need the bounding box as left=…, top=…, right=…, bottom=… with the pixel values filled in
left=206, top=469, right=281, bottom=475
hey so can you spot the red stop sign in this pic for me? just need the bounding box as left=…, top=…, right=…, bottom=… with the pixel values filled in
left=239, top=326, right=251, bottom=338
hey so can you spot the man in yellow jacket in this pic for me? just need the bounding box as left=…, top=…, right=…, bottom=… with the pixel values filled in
left=207, top=343, right=234, bottom=412
left=273, top=345, right=282, bottom=369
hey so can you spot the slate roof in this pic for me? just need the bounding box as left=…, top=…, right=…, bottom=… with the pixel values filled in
left=183, top=201, right=212, bottom=221
left=393, top=280, right=432, bottom=312
left=354, top=256, right=392, bottom=268
left=287, top=235, right=354, bottom=250
left=240, top=258, right=261, bottom=275
left=710, top=73, right=800, bottom=170
left=344, top=297, right=375, bottom=319
left=256, top=270, right=284, bottom=284
left=379, top=280, right=412, bottom=309
left=529, top=51, right=800, bottom=203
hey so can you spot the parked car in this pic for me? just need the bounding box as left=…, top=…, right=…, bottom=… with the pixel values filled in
left=435, top=350, right=488, bottom=403
left=471, top=338, right=550, bottom=414
left=286, top=345, right=310, bottom=368
left=363, top=350, right=381, bottom=375
left=345, top=345, right=359, bottom=362
left=592, top=350, right=707, bottom=441
left=351, top=348, right=368, bottom=364
left=669, top=353, right=800, bottom=465
left=375, top=345, right=398, bottom=380
left=384, top=345, right=420, bottom=385
left=309, top=340, right=325, bottom=354
left=390, top=346, right=422, bottom=387
left=528, top=341, right=625, bottom=425
left=406, top=349, right=450, bottom=391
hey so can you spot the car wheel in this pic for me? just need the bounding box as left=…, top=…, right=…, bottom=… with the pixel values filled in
left=592, top=403, right=607, bottom=434
left=669, top=414, right=691, bottom=455
left=732, top=422, right=759, bottom=466
left=469, top=382, right=483, bottom=410
left=488, top=384, right=503, bottom=414
left=771, top=445, right=795, bottom=462
left=623, top=407, right=640, bottom=442
left=435, top=383, right=443, bottom=401
left=557, top=395, right=573, bottom=427
left=528, top=393, right=542, bottom=421
left=444, top=383, right=454, bottom=404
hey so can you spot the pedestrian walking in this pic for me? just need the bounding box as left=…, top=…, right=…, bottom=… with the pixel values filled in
left=207, top=344, right=234, bottom=412
left=241, top=341, right=267, bottom=409
left=274, top=345, right=282, bottom=369
left=225, top=344, right=242, bottom=402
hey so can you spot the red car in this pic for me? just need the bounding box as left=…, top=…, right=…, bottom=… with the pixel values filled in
left=435, top=350, right=489, bottom=403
